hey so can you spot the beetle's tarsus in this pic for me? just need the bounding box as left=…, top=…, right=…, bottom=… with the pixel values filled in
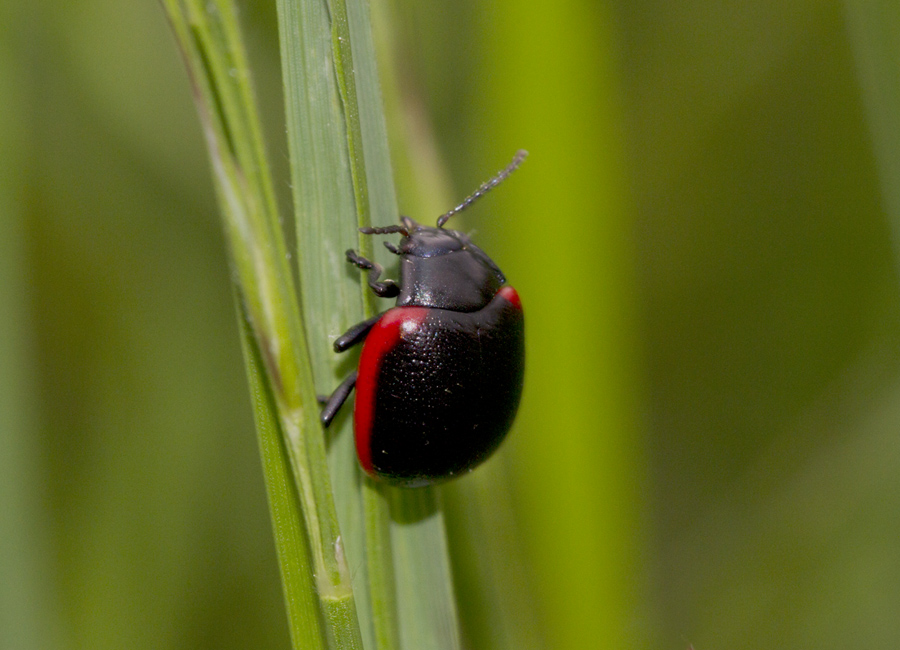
left=345, top=249, right=400, bottom=298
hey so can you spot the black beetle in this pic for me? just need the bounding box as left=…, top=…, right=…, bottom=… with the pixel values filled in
left=320, top=151, right=527, bottom=486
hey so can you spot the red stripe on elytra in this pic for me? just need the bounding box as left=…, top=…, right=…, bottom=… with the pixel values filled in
left=354, top=307, right=429, bottom=476
left=498, top=285, right=521, bottom=310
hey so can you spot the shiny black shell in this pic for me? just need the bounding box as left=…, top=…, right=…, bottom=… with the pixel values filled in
left=355, top=285, right=524, bottom=486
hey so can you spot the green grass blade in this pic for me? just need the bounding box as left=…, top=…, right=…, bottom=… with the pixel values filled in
left=342, top=1, right=464, bottom=646
left=336, top=0, right=465, bottom=646
left=345, top=0, right=402, bottom=231
left=237, top=304, right=325, bottom=648
left=161, top=1, right=360, bottom=647
left=362, top=482, right=399, bottom=649
left=276, top=0, right=389, bottom=645
left=278, top=0, right=462, bottom=646
left=273, top=0, right=369, bottom=646
left=333, top=1, right=406, bottom=648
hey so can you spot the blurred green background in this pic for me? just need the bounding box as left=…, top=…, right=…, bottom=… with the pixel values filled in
left=3, top=0, right=900, bottom=649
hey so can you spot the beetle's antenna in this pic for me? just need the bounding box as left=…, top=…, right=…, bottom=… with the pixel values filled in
left=361, top=216, right=418, bottom=238
left=436, top=150, right=528, bottom=228
left=360, top=224, right=408, bottom=237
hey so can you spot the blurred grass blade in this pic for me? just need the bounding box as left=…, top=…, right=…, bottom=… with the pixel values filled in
left=0, top=11, right=59, bottom=647
left=390, top=489, right=461, bottom=649
left=468, top=0, right=645, bottom=647
left=844, top=0, right=900, bottom=266
left=444, top=468, right=545, bottom=650
left=161, top=1, right=362, bottom=647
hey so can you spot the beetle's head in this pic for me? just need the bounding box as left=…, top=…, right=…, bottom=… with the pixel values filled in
left=358, top=216, right=457, bottom=256
left=397, top=217, right=466, bottom=257
left=361, top=216, right=505, bottom=280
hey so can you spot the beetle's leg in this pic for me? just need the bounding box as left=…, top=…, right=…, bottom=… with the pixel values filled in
left=334, top=312, right=384, bottom=353
left=346, top=249, right=400, bottom=298
left=320, top=371, right=357, bottom=428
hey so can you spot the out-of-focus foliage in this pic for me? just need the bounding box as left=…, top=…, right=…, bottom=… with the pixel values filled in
left=618, top=2, right=900, bottom=648
left=2, top=1, right=900, bottom=650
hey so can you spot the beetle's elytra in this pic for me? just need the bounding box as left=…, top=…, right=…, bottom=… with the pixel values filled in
left=320, top=151, right=527, bottom=487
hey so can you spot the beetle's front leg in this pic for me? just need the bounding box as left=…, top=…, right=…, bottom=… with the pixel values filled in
left=346, top=249, right=400, bottom=298
left=333, top=312, right=384, bottom=352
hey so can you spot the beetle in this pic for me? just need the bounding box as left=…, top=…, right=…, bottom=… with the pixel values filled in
left=320, top=150, right=527, bottom=487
